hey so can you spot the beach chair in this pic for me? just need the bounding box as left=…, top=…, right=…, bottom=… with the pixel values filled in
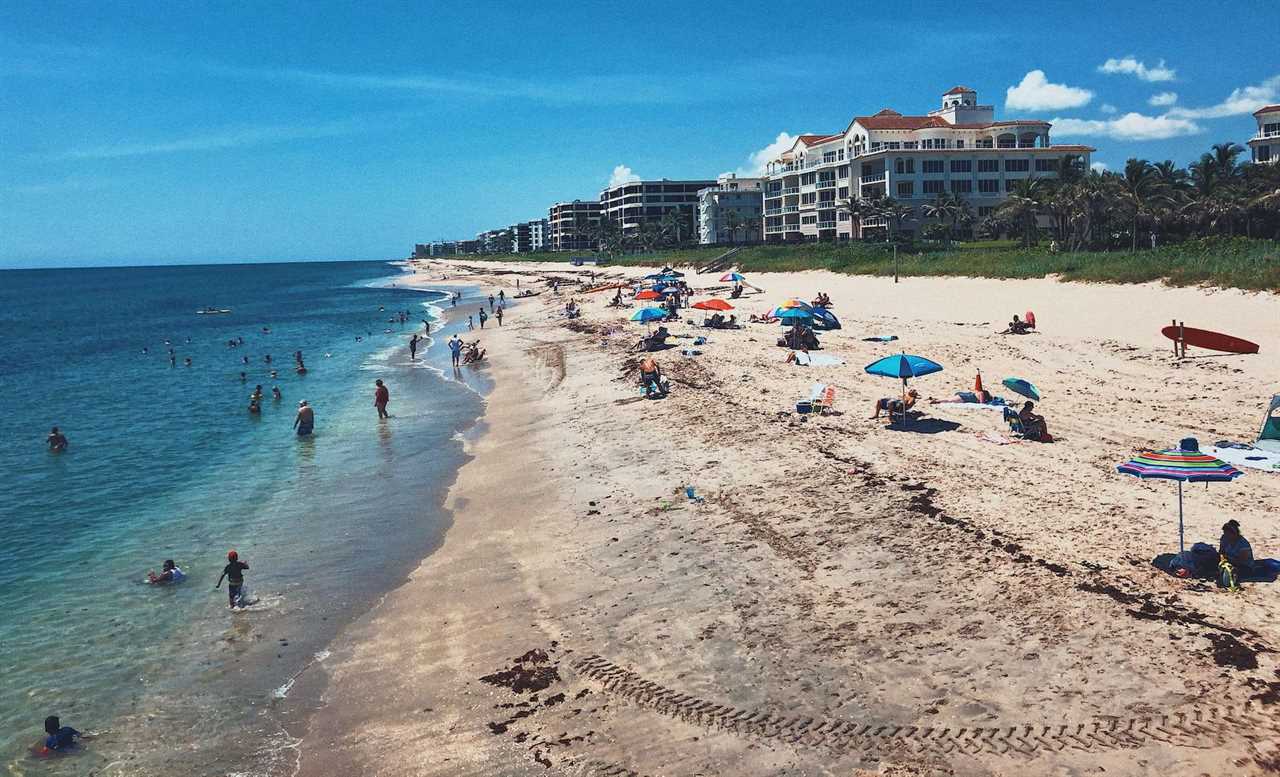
left=809, top=383, right=836, bottom=415
left=1003, top=406, right=1027, bottom=437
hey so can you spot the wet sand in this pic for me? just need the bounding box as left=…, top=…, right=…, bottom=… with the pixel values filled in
left=297, top=259, right=1280, bottom=776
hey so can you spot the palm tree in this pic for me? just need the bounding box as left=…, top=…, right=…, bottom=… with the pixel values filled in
left=659, top=209, right=689, bottom=247
left=921, top=191, right=969, bottom=248
left=991, top=177, right=1046, bottom=247
left=742, top=216, right=761, bottom=244
left=1210, top=142, right=1245, bottom=181
left=1118, top=158, right=1166, bottom=252
left=724, top=210, right=742, bottom=245
left=875, top=197, right=913, bottom=242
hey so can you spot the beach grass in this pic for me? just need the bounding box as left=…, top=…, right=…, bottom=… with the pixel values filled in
left=446, top=237, right=1280, bottom=292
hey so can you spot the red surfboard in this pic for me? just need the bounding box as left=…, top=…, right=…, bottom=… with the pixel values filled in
left=1161, top=325, right=1260, bottom=354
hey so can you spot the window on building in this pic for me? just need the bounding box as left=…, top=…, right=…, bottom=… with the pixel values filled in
left=801, top=173, right=816, bottom=184
left=951, top=179, right=973, bottom=193
left=922, top=160, right=944, bottom=174
left=888, top=142, right=901, bottom=150
left=978, top=179, right=1000, bottom=193
left=838, top=211, right=850, bottom=221
left=801, top=215, right=817, bottom=225
left=977, top=138, right=994, bottom=149
left=1034, top=158, right=1059, bottom=172
left=801, top=193, right=816, bottom=205
left=894, top=158, right=916, bottom=174
left=923, top=180, right=945, bottom=194
left=903, top=141, right=918, bottom=149
left=950, top=159, right=972, bottom=173
left=1005, top=179, right=1021, bottom=191
left=837, top=165, right=850, bottom=179
left=838, top=186, right=849, bottom=198
left=1005, top=159, right=1030, bottom=172
left=1266, top=122, right=1280, bottom=135
left=956, top=140, right=965, bottom=148
left=977, top=159, right=999, bottom=172
left=1259, top=146, right=1273, bottom=162
left=922, top=138, right=947, bottom=149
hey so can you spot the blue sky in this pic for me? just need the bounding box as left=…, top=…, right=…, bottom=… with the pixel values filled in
left=2, top=0, right=1276, bottom=267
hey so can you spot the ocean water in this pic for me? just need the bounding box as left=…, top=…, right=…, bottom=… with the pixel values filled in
left=0, top=261, right=486, bottom=775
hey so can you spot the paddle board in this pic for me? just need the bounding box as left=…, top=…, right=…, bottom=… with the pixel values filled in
left=1161, top=325, right=1259, bottom=355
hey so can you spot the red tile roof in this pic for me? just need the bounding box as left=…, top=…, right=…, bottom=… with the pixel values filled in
left=855, top=114, right=950, bottom=130
left=1255, top=104, right=1280, bottom=116
left=944, top=86, right=975, bottom=95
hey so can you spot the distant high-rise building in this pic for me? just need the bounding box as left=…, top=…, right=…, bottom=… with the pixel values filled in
left=548, top=200, right=602, bottom=251
left=698, top=174, right=764, bottom=245
left=598, top=178, right=717, bottom=239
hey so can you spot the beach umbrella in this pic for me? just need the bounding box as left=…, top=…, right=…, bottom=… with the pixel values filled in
left=1117, top=439, right=1243, bottom=553
left=776, top=307, right=813, bottom=321
left=1002, top=377, right=1041, bottom=401
left=777, top=298, right=813, bottom=310
left=630, top=307, right=667, bottom=323
left=865, top=354, right=944, bottom=425
left=635, top=290, right=662, bottom=301
left=692, top=299, right=733, bottom=311
left=720, top=272, right=747, bottom=283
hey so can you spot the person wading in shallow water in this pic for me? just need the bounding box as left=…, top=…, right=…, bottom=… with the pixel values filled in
left=374, top=379, right=390, bottom=419
left=293, top=400, right=314, bottom=436
left=215, top=550, right=249, bottom=608
left=47, top=426, right=68, bottom=452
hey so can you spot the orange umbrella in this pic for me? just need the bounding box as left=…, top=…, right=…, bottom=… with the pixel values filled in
left=636, top=290, right=662, bottom=300
left=692, top=299, right=733, bottom=311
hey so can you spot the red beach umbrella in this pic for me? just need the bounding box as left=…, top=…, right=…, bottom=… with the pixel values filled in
left=692, top=299, right=733, bottom=311
left=635, top=290, right=662, bottom=300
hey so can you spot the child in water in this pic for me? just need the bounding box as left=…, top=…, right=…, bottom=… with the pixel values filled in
left=147, top=559, right=185, bottom=584
left=215, top=550, right=249, bottom=608
left=42, top=716, right=80, bottom=753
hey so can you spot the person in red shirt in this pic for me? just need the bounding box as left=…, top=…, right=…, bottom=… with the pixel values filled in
left=374, top=379, right=390, bottom=419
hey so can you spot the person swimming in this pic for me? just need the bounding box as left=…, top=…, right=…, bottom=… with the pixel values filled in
left=147, top=559, right=186, bottom=584
left=42, top=716, right=80, bottom=753
left=47, top=427, right=68, bottom=453
left=272, top=386, right=282, bottom=401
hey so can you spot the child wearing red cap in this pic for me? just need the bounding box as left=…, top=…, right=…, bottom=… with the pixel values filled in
left=215, top=550, right=250, bottom=608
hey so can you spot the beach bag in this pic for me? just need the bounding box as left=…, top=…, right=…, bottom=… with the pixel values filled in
left=1219, top=556, right=1240, bottom=591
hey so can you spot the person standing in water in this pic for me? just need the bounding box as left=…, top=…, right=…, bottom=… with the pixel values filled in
left=449, top=334, right=463, bottom=367
left=488, top=294, right=495, bottom=311
left=47, top=427, right=69, bottom=453
left=374, top=379, right=390, bottom=419
left=272, top=386, right=282, bottom=401
left=215, top=550, right=249, bottom=608
left=148, top=559, right=185, bottom=584
left=294, top=400, right=314, bottom=436
left=409, top=334, right=419, bottom=360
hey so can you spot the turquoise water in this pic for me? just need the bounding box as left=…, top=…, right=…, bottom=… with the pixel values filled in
left=0, top=262, right=486, bottom=775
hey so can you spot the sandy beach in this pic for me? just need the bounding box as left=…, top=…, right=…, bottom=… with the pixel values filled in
left=296, top=259, right=1280, bottom=776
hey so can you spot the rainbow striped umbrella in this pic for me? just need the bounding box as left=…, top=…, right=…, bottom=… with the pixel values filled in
left=1117, top=440, right=1242, bottom=552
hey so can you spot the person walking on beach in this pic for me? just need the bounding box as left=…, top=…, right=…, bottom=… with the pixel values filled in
left=294, top=400, right=314, bottom=436
left=467, top=315, right=474, bottom=331
left=449, top=335, right=463, bottom=367
left=374, top=379, right=390, bottom=419
left=215, top=550, right=249, bottom=609
left=495, top=307, right=504, bottom=326
left=488, top=294, right=495, bottom=312
left=47, top=427, right=68, bottom=452
left=498, top=289, right=505, bottom=304
left=478, top=309, right=488, bottom=329
left=409, top=334, right=419, bottom=360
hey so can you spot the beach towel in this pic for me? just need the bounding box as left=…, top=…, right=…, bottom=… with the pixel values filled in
left=862, top=335, right=898, bottom=342
left=1205, top=444, right=1280, bottom=473
left=940, top=397, right=1009, bottom=412
left=976, top=431, right=1019, bottom=445
left=789, top=352, right=844, bottom=367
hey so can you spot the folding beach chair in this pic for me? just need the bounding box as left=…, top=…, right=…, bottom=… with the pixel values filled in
left=1003, top=406, right=1027, bottom=437
left=809, top=383, right=836, bottom=415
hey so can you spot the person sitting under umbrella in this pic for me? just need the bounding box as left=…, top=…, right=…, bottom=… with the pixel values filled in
left=871, top=389, right=920, bottom=420
left=639, top=356, right=668, bottom=398
left=730, top=284, right=743, bottom=299
left=812, top=292, right=832, bottom=308
left=1018, top=401, right=1050, bottom=440
left=1220, top=520, right=1255, bottom=579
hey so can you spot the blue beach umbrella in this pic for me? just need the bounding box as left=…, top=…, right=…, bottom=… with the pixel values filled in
left=631, top=307, right=667, bottom=323
left=865, top=354, right=944, bottom=424
left=776, top=307, right=814, bottom=321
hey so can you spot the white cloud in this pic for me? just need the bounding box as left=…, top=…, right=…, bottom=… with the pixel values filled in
left=1051, top=112, right=1202, bottom=141
left=44, top=118, right=370, bottom=160
left=1167, top=74, right=1280, bottom=119
left=1148, top=91, right=1178, bottom=107
left=1090, top=161, right=1109, bottom=174
left=607, top=164, right=641, bottom=188
left=1005, top=70, right=1093, bottom=111
left=1099, top=103, right=1118, bottom=114
left=1098, top=57, right=1176, bottom=83
left=732, top=131, right=807, bottom=176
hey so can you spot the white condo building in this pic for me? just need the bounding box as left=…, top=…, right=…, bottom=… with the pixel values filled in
left=547, top=200, right=602, bottom=252
left=1249, top=105, right=1280, bottom=165
left=762, top=86, right=1094, bottom=241
left=599, top=178, right=716, bottom=237
left=697, top=174, right=764, bottom=244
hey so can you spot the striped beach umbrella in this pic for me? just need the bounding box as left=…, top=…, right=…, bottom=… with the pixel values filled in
left=1117, top=440, right=1243, bottom=552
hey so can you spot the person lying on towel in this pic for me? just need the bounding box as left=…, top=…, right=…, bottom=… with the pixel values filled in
left=871, top=389, right=919, bottom=419
left=930, top=389, right=995, bottom=404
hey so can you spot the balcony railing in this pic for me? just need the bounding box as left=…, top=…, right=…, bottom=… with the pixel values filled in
left=765, top=224, right=786, bottom=233
left=860, top=172, right=887, bottom=183
left=764, top=208, right=782, bottom=215
left=1253, top=130, right=1280, bottom=140
left=782, top=205, right=800, bottom=213
left=817, top=221, right=837, bottom=230
left=783, top=187, right=800, bottom=194
left=817, top=179, right=836, bottom=188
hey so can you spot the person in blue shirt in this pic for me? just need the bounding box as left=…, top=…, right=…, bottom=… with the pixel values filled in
left=449, top=335, right=463, bottom=367
left=43, top=716, right=79, bottom=753
left=147, top=559, right=185, bottom=585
